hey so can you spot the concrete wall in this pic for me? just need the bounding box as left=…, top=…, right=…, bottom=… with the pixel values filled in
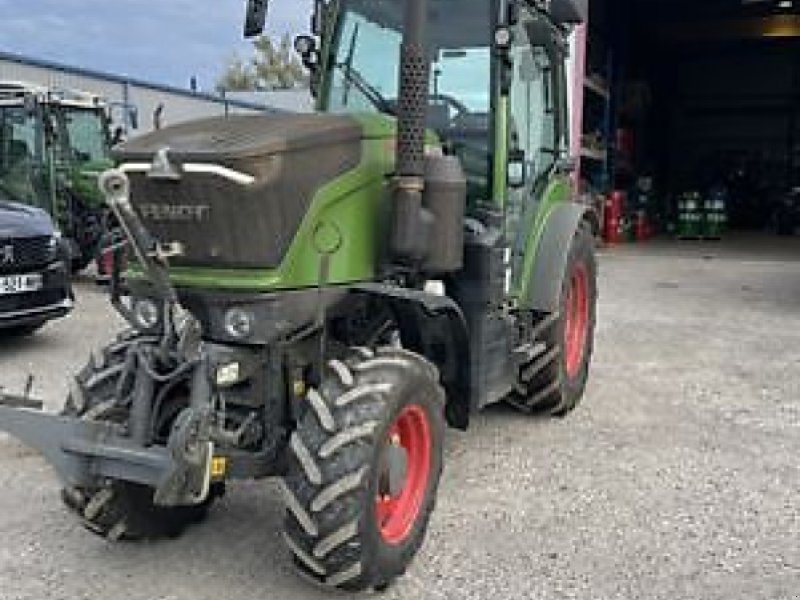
left=226, top=89, right=314, bottom=113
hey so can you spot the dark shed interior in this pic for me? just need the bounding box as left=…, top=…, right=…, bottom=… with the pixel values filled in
left=582, top=0, right=800, bottom=235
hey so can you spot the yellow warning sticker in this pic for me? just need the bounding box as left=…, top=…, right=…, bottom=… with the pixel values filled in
left=211, top=456, right=228, bottom=479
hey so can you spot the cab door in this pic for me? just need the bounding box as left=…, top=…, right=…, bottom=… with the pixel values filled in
left=505, top=7, right=569, bottom=292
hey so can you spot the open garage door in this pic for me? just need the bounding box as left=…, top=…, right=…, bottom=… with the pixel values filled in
left=578, top=0, right=800, bottom=248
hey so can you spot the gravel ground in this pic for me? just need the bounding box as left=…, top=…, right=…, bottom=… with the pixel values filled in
left=0, top=236, right=799, bottom=600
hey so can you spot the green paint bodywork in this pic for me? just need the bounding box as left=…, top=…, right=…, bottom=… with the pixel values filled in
left=513, top=174, right=574, bottom=307
left=161, top=110, right=574, bottom=305
left=158, top=1, right=580, bottom=306
left=162, top=114, right=397, bottom=291
left=156, top=113, right=452, bottom=293
left=492, top=96, right=509, bottom=210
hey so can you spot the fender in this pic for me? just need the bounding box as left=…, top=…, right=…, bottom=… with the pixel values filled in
left=352, top=283, right=471, bottom=430
left=524, top=202, right=598, bottom=312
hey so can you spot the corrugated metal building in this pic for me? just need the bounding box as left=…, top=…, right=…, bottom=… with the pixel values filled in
left=0, top=50, right=292, bottom=137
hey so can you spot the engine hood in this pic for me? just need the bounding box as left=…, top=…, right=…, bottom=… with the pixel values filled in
left=114, top=113, right=364, bottom=166
left=113, top=113, right=364, bottom=270
left=0, top=198, right=54, bottom=238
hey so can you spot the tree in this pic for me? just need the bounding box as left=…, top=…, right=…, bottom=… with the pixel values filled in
left=217, top=33, right=307, bottom=92
left=216, top=55, right=258, bottom=92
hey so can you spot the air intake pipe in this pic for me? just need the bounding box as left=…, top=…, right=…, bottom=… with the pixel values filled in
left=391, top=0, right=431, bottom=263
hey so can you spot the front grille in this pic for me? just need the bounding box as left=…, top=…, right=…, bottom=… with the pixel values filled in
left=0, top=236, right=54, bottom=274
left=0, top=288, right=65, bottom=313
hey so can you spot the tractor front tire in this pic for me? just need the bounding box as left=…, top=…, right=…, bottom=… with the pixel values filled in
left=281, top=348, right=445, bottom=592
left=512, top=222, right=597, bottom=416
left=60, top=332, right=221, bottom=540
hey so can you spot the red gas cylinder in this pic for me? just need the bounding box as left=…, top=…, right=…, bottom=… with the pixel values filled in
left=95, top=232, right=128, bottom=283
left=604, top=191, right=626, bottom=244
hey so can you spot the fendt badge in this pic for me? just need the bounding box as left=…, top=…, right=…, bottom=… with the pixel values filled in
left=138, top=204, right=211, bottom=223
left=1, top=244, right=14, bottom=265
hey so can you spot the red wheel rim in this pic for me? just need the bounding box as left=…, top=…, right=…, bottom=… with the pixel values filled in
left=375, top=404, right=432, bottom=545
left=564, top=262, right=590, bottom=379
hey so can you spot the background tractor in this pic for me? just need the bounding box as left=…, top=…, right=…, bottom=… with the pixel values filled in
left=0, top=0, right=595, bottom=592
left=0, top=81, right=113, bottom=271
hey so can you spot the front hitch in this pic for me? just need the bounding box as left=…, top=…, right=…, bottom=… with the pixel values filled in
left=0, top=381, right=212, bottom=507
left=0, top=392, right=173, bottom=491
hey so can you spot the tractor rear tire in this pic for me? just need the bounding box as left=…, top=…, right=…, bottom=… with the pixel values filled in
left=511, top=222, right=597, bottom=416
left=281, top=347, right=445, bottom=591
left=60, top=331, right=221, bottom=540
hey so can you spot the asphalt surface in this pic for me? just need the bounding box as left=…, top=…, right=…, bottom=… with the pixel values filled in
left=0, top=236, right=799, bottom=600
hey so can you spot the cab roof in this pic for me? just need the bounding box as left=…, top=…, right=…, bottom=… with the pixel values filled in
left=0, top=81, right=106, bottom=110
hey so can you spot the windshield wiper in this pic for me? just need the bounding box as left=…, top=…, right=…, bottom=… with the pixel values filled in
left=335, top=62, right=394, bottom=115
left=336, top=23, right=393, bottom=115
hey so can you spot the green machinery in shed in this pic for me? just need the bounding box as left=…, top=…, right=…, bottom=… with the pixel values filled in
left=0, top=0, right=597, bottom=592
left=0, top=81, right=113, bottom=270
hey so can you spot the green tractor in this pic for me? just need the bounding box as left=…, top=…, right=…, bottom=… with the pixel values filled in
left=0, top=82, right=114, bottom=271
left=0, top=0, right=595, bottom=591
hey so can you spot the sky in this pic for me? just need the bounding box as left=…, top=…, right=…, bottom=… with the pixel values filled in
left=0, top=0, right=312, bottom=93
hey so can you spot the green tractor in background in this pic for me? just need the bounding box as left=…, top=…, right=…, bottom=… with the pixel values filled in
left=0, top=81, right=114, bottom=271
left=0, top=0, right=595, bottom=592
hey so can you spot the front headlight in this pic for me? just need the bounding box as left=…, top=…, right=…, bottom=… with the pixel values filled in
left=133, top=298, right=161, bottom=331
left=224, top=307, right=255, bottom=340
left=48, top=231, right=62, bottom=260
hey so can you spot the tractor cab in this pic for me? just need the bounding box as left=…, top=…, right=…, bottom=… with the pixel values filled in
left=313, top=1, right=576, bottom=193
left=300, top=0, right=584, bottom=289
left=320, top=0, right=496, bottom=200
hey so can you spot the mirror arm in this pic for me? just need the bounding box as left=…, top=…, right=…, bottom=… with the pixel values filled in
left=311, top=0, right=327, bottom=35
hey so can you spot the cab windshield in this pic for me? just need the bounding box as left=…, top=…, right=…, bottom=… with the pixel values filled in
left=325, top=0, right=494, bottom=195
left=60, top=107, right=109, bottom=165
left=0, top=105, right=42, bottom=206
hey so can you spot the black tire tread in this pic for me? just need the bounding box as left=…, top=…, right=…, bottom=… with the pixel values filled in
left=282, top=347, right=445, bottom=592
left=510, top=222, right=597, bottom=416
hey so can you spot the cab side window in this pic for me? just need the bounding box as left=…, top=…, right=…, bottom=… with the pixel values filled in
left=508, top=11, right=560, bottom=189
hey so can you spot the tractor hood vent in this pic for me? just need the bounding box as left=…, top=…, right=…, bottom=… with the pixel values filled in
left=114, top=114, right=362, bottom=270
left=115, top=114, right=363, bottom=163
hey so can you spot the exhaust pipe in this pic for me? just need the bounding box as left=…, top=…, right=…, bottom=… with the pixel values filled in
left=391, top=0, right=430, bottom=263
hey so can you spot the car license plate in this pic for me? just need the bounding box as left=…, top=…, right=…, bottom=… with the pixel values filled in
left=0, top=274, right=43, bottom=295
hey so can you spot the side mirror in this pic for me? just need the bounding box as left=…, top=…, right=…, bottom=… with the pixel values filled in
left=508, top=149, right=528, bottom=189
left=294, top=35, right=317, bottom=58
left=311, top=0, right=326, bottom=35
left=244, top=0, right=269, bottom=38
left=294, top=35, right=320, bottom=70
left=295, top=35, right=321, bottom=96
